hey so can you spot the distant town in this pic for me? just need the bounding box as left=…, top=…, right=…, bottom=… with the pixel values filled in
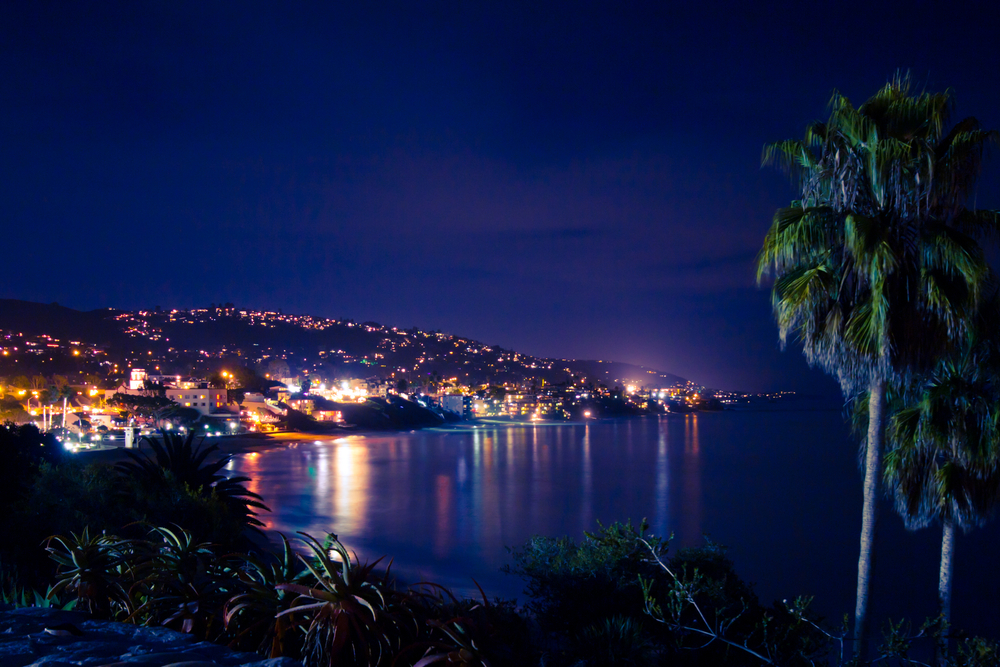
left=0, top=300, right=796, bottom=445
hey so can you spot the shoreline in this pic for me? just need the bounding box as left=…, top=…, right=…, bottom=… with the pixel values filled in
left=69, top=405, right=831, bottom=465
left=71, top=417, right=602, bottom=464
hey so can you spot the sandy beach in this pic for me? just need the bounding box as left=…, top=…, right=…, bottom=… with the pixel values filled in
left=70, top=431, right=312, bottom=465
left=70, top=418, right=570, bottom=466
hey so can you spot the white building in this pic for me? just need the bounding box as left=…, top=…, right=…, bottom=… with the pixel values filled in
left=107, top=381, right=237, bottom=418
left=129, top=368, right=148, bottom=390
left=165, top=387, right=234, bottom=416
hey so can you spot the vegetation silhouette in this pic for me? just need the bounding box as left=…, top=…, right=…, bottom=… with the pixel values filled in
left=116, top=428, right=269, bottom=533
left=882, top=293, right=1000, bottom=660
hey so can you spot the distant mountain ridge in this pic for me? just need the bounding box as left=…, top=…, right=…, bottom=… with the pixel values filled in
left=0, top=299, right=687, bottom=388
left=0, top=300, right=125, bottom=345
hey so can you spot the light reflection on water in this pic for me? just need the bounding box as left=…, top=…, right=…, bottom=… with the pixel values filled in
left=232, top=417, right=707, bottom=595
left=229, top=411, right=1000, bottom=636
left=681, top=414, right=701, bottom=544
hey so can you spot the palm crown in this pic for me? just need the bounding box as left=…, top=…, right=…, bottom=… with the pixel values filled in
left=116, top=429, right=269, bottom=531
left=758, top=74, right=998, bottom=395
left=885, top=301, right=1000, bottom=532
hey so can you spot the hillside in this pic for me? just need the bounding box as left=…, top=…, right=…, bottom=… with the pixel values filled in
left=0, top=300, right=125, bottom=346
left=0, top=300, right=687, bottom=389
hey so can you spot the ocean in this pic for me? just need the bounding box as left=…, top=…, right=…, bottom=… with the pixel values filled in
left=228, top=406, right=1000, bottom=637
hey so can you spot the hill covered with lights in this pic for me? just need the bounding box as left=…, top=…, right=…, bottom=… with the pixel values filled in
left=0, top=299, right=686, bottom=391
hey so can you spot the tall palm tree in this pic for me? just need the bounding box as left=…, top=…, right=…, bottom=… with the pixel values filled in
left=885, top=303, right=1000, bottom=660
left=56, top=384, right=75, bottom=430
left=757, top=74, right=998, bottom=657
left=117, top=428, right=269, bottom=532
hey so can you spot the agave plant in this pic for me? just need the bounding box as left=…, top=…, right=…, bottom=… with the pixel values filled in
left=275, top=533, right=405, bottom=667
left=399, top=581, right=508, bottom=667
left=8, top=585, right=78, bottom=611
left=127, top=525, right=241, bottom=639
left=44, top=526, right=134, bottom=619
left=116, top=429, right=269, bottom=531
left=223, top=533, right=311, bottom=657
left=408, top=620, right=489, bottom=667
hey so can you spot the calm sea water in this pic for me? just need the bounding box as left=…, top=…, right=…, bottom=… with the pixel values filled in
left=228, top=407, right=1000, bottom=636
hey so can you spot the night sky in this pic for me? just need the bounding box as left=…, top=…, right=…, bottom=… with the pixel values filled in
left=3, top=2, right=999, bottom=393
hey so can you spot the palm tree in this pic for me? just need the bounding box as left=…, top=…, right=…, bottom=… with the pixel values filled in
left=757, top=74, right=998, bottom=656
left=55, top=384, right=75, bottom=430
left=885, top=307, right=1000, bottom=660
left=117, top=428, right=269, bottom=531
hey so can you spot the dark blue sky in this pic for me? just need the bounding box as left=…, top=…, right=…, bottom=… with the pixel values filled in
left=2, top=1, right=999, bottom=392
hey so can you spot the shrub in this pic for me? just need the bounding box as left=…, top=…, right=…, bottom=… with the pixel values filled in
left=116, top=429, right=269, bottom=535
left=127, top=525, right=242, bottom=637
left=24, top=460, right=253, bottom=547
left=400, top=582, right=534, bottom=667
left=0, top=422, right=62, bottom=508
left=639, top=538, right=829, bottom=666
left=44, top=526, right=134, bottom=618
left=573, top=615, right=657, bottom=667
left=32, top=518, right=999, bottom=667
left=503, top=519, right=659, bottom=638
left=0, top=396, right=29, bottom=423
left=506, top=521, right=830, bottom=666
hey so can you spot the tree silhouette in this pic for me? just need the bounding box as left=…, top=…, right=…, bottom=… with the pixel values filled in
left=758, top=74, right=999, bottom=656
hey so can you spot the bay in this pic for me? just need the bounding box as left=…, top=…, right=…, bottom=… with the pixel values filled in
left=228, top=408, right=1000, bottom=637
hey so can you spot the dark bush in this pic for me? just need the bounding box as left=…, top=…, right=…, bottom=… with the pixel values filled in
left=573, top=615, right=658, bottom=667
left=26, top=459, right=254, bottom=547
left=506, top=521, right=830, bottom=666
left=0, top=422, right=62, bottom=508
left=0, top=397, right=29, bottom=423
left=0, top=422, right=65, bottom=585
left=503, top=519, right=657, bottom=639
left=116, top=429, right=269, bottom=535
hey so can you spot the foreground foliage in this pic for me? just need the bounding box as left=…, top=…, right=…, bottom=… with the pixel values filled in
left=506, top=520, right=825, bottom=666
left=2, top=427, right=267, bottom=598
left=0, top=422, right=62, bottom=508
left=117, top=429, right=269, bottom=532
left=40, top=526, right=528, bottom=667
left=7, top=514, right=996, bottom=667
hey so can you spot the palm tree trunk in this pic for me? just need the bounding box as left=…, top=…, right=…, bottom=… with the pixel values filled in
left=937, top=518, right=955, bottom=665
left=855, top=379, right=885, bottom=660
